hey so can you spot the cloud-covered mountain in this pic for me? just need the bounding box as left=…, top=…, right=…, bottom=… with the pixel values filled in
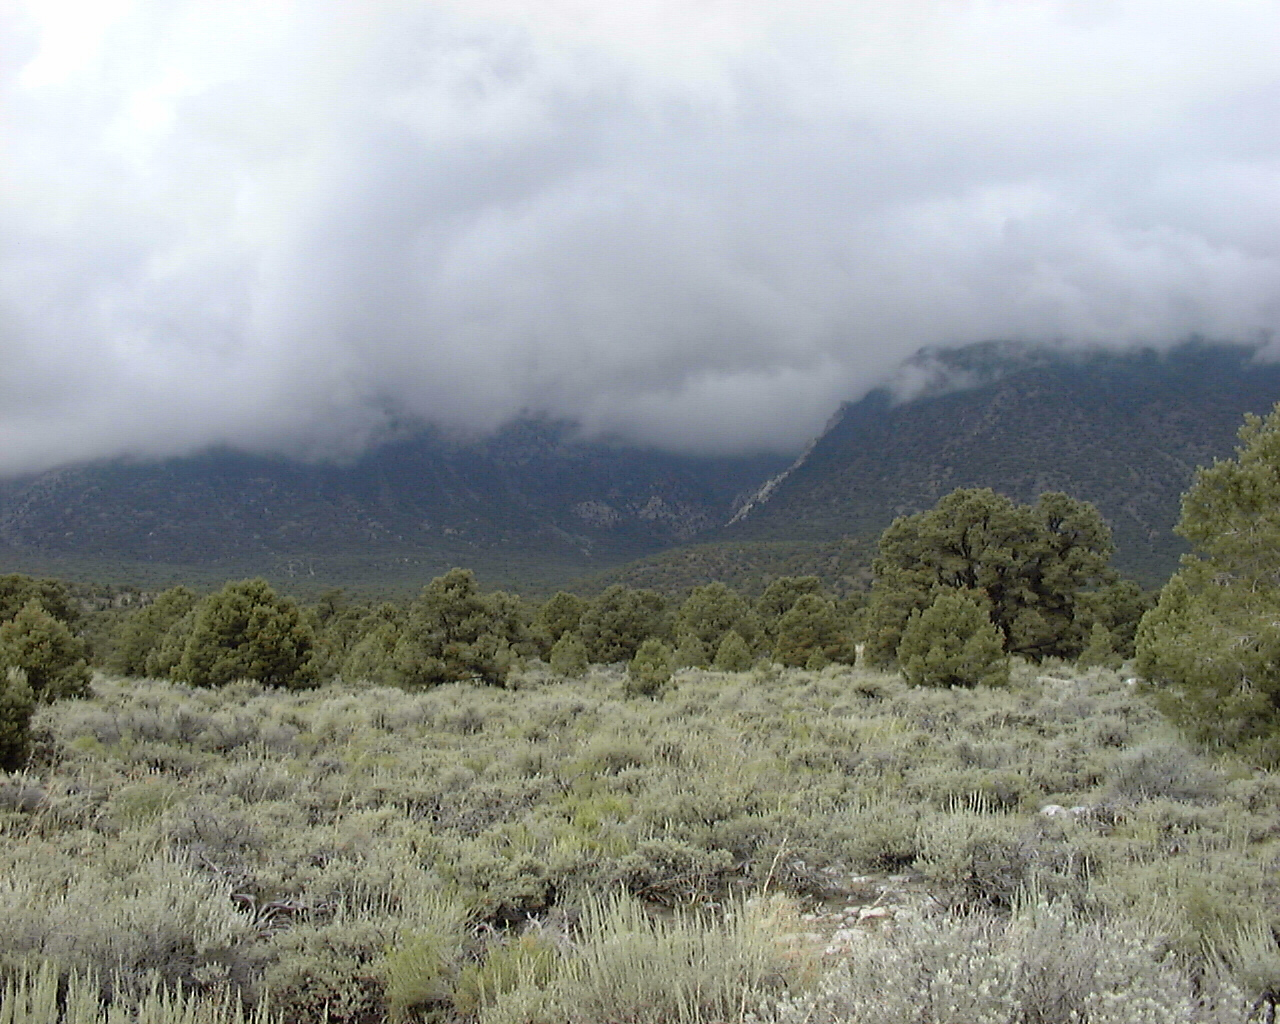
left=4, top=2, right=1280, bottom=475
left=723, top=344, right=1280, bottom=582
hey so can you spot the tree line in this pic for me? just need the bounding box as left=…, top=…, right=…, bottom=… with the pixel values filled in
left=6, top=400, right=1280, bottom=765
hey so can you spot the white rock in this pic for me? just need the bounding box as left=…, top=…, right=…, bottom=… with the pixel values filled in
left=1040, top=804, right=1069, bottom=817
left=859, top=906, right=893, bottom=921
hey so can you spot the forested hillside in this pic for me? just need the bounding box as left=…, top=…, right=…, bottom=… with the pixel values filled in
left=724, top=344, right=1280, bottom=583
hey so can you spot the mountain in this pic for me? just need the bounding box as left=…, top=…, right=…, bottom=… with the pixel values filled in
left=0, top=420, right=788, bottom=595
left=720, top=343, right=1280, bottom=584
left=4, top=343, right=1277, bottom=596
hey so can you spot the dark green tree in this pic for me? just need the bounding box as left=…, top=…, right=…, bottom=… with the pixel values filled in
left=676, top=583, right=757, bottom=655
left=0, top=601, right=91, bottom=701
left=176, top=579, right=318, bottom=689
left=112, top=586, right=198, bottom=676
left=713, top=630, right=753, bottom=672
left=392, top=569, right=520, bottom=688
left=0, top=669, right=36, bottom=771
left=1077, top=579, right=1154, bottom=661
left=534, top=592, right=587, bottom=650
left=577, top=585, right=671, bottom=665
left=865, top=488, right=1116, bottom=664
left=340, top=603, right=404, bottom=685
left=755, top=576, right=825, bottom=650
left=0, top=574, right=79, bottom=629
left=626, top=638, right=673, bottom=698
left=897, top=590, right=1009, bottom=688
left=549, top=631, right=589, bottom=678
left=1137, top=403, right=1280, bottom=756
left=774, top=594, right=853, bottom=670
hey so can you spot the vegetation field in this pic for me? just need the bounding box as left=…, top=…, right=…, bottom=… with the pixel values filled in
left=3, top=661, right=1277, bottom=1023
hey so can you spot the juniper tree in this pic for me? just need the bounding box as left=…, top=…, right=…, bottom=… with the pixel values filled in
left=865, top=488, right=1116, bottom=665
left=549, top=631, right=589, bottom=678
left=897, top=590, right=1009, bottom=688
left=113, top=586, right=197, bottom=676
left=0, top=600, right=91, bottom=701
left=676, top=583, right=758, bottom=655
left=534, top=592, right=587, bottom=649
left=774, top=593, right=852, bottom=670
left=626, top=638, right=673, bottom=698
left=392, top=568, right=521, bottom=688
left=0, top=574, right=79, bottom=630
left=578, top=585, right=670, bottom=664
left=755, top=576, right=825, bottom=650
left=0, top=669, right=35, bottom=771
left=713, top=630, right=753, bottom=672
left=1137, top=402, right=1280, bottom=756
left=176, top=579, right=318, bottom=689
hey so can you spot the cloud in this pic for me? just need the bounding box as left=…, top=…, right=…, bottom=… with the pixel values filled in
left=3, top=0, right=1280, bottom=473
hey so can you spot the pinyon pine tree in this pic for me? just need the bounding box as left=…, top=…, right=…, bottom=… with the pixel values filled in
left=0, top=601, right=91, bottom=701
left=1137, top=402, right=1280, bottom=757
left=176, top=579, right=317, bottom=689
left=897, top=590, right=1009, bottom=688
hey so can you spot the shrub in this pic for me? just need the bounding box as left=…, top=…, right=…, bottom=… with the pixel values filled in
left=713, top=630, right=753, bottom=672
left=481, top=893, right=804, bottom=1024
left=176, top=579, right=318, bottom=690
left=759, top=900, right=1246, bottom=1024
left=774, top=594, right=850, bottom=669
left=549, top=632, right=589, bottom=678
left=897, top=590, right=1009, bottom=688
left=865, top=488, right=1117, bottom=664
left=0, top=668, right=35, bottom=770
left=625, top=639, right=672, bottom=698
left=578, top=586, right=670, bottom=665
left=0, top=601, right=91, bottom=701
left=1137, top=402, right=1280, bottom=757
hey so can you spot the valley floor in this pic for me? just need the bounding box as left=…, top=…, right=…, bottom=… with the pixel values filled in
left=2, top=663, right=1274, bottom=1022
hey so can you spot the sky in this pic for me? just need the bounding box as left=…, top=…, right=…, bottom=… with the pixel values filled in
left=3, top=0, right=1280, bottom=475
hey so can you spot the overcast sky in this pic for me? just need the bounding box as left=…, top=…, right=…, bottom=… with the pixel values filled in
left=3, top=1, right=1280, bottom=474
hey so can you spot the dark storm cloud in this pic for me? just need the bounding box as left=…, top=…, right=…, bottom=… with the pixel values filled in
left=3, top=0, right=1280, bottom=473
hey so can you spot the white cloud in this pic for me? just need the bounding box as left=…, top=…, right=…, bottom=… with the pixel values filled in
left=2, top=0, right=1280, bottom=472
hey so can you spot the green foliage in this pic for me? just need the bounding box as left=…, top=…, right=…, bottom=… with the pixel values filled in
left=673, top=632, right=710, bottom=669
left=549, top=631, right=589, bottom=678
left=535, top=592, right=588, bottom=648
left=0, top=668, right=36, bottom=770
left=339, top=602, right=403, bottom=684
left=773, top=593, right=851, bottom=669
left=0, top=601, right=91, bottom=701
left=676, top=582, right=758, bottom=654
left=1137, top=403, right=1280, bottom=758
left=866, top=488, right=1117, bottom=665
left=1077, top=622, right=1122, bottom=669
left=625, top=638, right=673, bottom=697
left=578, top=585, right=670, bottom=665
left=175, top=579, right=318, bottom=690
left=0, top=574, right=79, bottom=629
left=392, top=568, right=523, bottom=688
left=713, top=630, right=753, bottom=672
left=1078, top=579, right=1154, bottom=661
left=897, top=590, right=1009, bottom=688
left=756, top=576, right=825, bottom=644
left=112, top=585, right=197, bottom=676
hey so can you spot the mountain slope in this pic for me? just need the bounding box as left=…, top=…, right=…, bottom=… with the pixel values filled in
left=722, top=345, right=1280, bottom=583
left=0, top=420, right=788, bottom=593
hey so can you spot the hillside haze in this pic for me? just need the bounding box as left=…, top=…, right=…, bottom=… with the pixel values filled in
left=1, top=344, right=1277, bottom=593
left=722, top=344, right=1280, bottom=583
left=0, top=421, right=788, bottom=593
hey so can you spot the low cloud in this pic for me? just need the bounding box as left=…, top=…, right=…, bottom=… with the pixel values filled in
left=3, top=0, right=1280, bottom=473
